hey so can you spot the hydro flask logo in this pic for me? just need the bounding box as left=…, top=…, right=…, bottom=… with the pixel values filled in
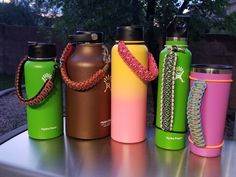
left=104, top=75, right=111, bottom=93
left=100, top=119, right=111, bottom=127
left=175, top=66, right=184, bottom=83
left=42, top=73, right=52, bottom=83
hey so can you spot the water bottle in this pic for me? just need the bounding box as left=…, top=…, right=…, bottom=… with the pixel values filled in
left=155, top=15, right=192, bottom=150
left=111, top=26, right=158, bottom=143
left=187, top=64, right=233, bottom=157
left=60, top=31, right=111, bottom=139
left=15, top=42, right=63, bottom=139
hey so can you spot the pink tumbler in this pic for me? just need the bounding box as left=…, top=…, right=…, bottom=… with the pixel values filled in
left=187, top=64, right=233, bottom=157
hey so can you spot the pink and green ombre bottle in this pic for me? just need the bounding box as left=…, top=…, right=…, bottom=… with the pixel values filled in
left=156, top=15, right=192, bottom=150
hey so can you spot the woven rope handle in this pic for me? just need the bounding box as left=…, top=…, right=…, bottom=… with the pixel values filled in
left=159, top=47, right=178, bottom=131
left=187, top=80, right=207, bottom=147
left=117, top=41, right=158, bottom=81
left=15, top=57, right=57, bottom=106
left=60, top=43, right=110, bottom=91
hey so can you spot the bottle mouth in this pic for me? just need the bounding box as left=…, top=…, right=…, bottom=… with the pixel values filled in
left=28, top=57, right=56, bottom=61
left=191, top=64, right=233, bottom=74
left=115, top=40, right=145, bottom=44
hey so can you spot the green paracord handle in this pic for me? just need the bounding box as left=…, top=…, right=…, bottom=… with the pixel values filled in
left=160, top=46, right=185, bottom=131
left=187, top=80, right=207, bottom=147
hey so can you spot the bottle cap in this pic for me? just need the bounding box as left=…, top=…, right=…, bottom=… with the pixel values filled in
left=69, top=31, right=103, bottom=43
left=28, top=42, right=56, bottom=60
left=116, top=26, right=144, bottom=41
left=167, top=15, right=190, bottom=39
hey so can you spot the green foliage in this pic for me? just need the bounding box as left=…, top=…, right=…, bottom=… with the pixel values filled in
left=0, top=3, right=37, bottom=26
left=216, top=12, right=236, bottom=35
left=59, top=0, right=145, bottom=45
left=0, top=0, right=235, bottom=42
left=186, top=0, right=229, bottom=39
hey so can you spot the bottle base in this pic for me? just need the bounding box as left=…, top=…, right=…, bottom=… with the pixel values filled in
left=29, top=133, right=63, bottom=140
left=155, top=128, right=186, bottom=150
left=111, top=137, right=146, bottom=144
left=189, top=143, right=221, bottom=157
left=66, top=133, right=110, bottom=140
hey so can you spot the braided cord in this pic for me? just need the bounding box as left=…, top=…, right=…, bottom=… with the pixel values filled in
left=117, top=41, right=158, bottom=81
left=160, top=47, right=178, bottom=131
left=60, top=43, right=110, bottom=91
left=15, top=56, right=58, bottom=106
left=187, top=80, right=207, bottom=147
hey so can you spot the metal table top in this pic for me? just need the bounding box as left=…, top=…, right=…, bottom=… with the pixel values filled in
left=0, top=127, right=236, bottom=177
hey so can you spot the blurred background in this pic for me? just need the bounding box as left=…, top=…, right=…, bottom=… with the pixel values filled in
left=0, top=0, right=236, bottom=139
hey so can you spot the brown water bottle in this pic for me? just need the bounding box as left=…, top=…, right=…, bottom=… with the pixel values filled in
left=60, top=31, right=111, bottom=139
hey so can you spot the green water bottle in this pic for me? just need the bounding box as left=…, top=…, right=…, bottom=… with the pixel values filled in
left=15, top=42, right=63, bottom=139
left=155, top=15, right=192, bottom=150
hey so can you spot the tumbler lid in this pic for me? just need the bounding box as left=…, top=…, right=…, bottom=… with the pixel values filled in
left=167, top=15, right=190, bottom=40
left=116, top=26, right=144, bottom=41
left=28, top=42, right=56, bottom=60
left=69, top=31, right=103, bottom=43
left=191, top=64, right=233, bottom=74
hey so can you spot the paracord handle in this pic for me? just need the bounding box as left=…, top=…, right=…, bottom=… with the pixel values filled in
left=15, top=57, right=58, bottom=106
left=117, top=41, right=158, bottom=81
left=60, top=43, right=110, bottom=91
left=187, top=80, right=207, bottom=147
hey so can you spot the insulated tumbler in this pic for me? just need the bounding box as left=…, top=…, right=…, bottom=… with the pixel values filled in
left=187, top=64, right=233, bottom=157
left=111, top=26, right=158, bottom=143
left=60, top=31, right=111, bottom=139
left=156, top=15, right=192, bottom=150
left=15, top=43, right=63, bottom=139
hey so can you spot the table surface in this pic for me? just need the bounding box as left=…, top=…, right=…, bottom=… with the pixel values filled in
left=0, top=127, right=236, bottom=177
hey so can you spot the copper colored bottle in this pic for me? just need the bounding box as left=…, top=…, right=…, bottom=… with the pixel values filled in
left=63, top=31, right=111, bottom=139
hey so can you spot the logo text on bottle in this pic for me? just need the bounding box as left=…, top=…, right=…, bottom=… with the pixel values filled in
left=100, top=119, right=111, bottom=127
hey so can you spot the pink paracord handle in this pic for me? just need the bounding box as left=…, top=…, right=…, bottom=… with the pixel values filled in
left=118, top=41, right=158, bottom=81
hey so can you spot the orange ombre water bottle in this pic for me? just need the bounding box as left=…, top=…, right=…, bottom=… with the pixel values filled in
left=111, top=26, right=158, bottom=143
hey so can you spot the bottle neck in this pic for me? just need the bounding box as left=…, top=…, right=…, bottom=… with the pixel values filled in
left=115, top=40, right=145, bottom=45
left=75, top=43, right=103, bottom=55
left=165, top=38, right=188, bottom=47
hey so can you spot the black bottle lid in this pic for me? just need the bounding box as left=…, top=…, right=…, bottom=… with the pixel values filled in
left=116, top=26, right=144, bottom=41
left=167, top=15, right=190, bottom=39
left=69, top=31, right=104, bottom=43
left=28, top=42, right=56, bottom=60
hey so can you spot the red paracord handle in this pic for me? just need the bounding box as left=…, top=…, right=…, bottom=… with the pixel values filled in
left=118, top=41, right=158, bottom=81
left=15, top=56, right=57, bottom=106
left=60, top=43, right=110, bottom=91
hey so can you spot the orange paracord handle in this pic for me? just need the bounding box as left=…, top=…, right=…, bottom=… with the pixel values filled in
left=60, top=43, right=110, bottom=91
left=15, top=57, right=58, bottom=106
left=188, top=136, right=224, bottom=149
left=189, top=76, right=233, bottom=83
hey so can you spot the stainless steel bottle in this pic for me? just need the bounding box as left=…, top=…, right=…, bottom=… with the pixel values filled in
left=156, top=15, right=192, bottom=150
left=60, top=31, right=111, bottom=139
